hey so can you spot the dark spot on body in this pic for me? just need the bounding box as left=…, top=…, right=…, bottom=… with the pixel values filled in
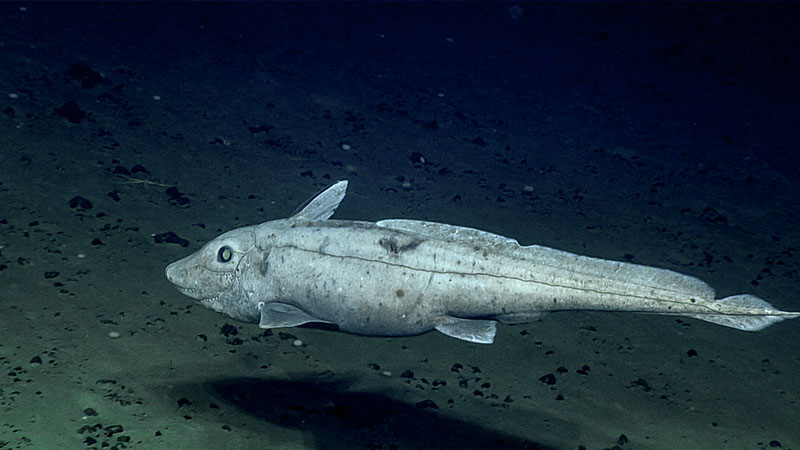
left=395, top=289, right=405, bottom=298
left=259, top=253, right=270, bottom=276
left=379, top=238, right=399, bottom=254
left=379, top=237, right=424, bottom=255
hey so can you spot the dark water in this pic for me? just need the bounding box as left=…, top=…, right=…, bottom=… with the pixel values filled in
left=1, top=3, right=798, bottom=449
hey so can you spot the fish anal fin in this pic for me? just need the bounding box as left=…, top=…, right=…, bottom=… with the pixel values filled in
left=494, top=312, right=545, bottom=324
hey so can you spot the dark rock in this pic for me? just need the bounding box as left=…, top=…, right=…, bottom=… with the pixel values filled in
left=165, top=187, right=190, bottom=206
left=64, top=62, right=107, bottom=89
left=104, top=424, right=124, bottom=436
left=424, top=119, right=438, bottom=130
left=55, top=100, right=87, bottom=124
left=68, top=195, right=93, bottom=210
left=539, top=373, right=557, bottom=385
left=277, top=332, right=297, bottom=341
left=112, top=165, right=131, bottom=176
left=248, top=125, right=273, bottom=134
left=414, top=399, right=438, bottom=409
left=220, top=324, right=238, bottom=337
left=699, top=206, right=728, bottom=225
left=471, top=136, right=486, bottom=146
left=130, top=164, right=149, bottom=174
left=629, top=378, right=653, bottom=392
left=153, top=231, right=189, bottom=247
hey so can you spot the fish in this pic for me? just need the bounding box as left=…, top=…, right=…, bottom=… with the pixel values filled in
left=165, top=180, right=798, bottom=343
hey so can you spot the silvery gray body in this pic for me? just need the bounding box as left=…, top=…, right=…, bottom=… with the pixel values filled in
left=165, top=181, right=798, bottom=344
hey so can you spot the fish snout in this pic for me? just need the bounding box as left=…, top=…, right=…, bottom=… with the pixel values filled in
left=165, top=260, right=195, bottom=290
left=164, top=261, right=182, bottom=285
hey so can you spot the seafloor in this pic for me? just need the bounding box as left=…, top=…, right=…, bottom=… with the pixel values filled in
left=1, top=3, right=798, bottom=450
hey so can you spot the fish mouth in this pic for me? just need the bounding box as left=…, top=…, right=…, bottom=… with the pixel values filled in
left=168, top=281, right=224, bottom=302
left=165, top=262, right=231, bottom=302
left=172, top=284, right=203, bottom=299
left=165, top=264, right=204, bottom=299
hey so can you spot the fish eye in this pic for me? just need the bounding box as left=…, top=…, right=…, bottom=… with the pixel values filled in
left=217, top=246, right=233, bottom=263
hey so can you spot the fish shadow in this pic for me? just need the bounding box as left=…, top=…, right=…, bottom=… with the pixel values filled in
left=208, top=376, right=550, bottom=450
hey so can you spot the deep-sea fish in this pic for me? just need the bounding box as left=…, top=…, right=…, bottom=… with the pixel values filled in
left=165, top=181, right=798, bottom=343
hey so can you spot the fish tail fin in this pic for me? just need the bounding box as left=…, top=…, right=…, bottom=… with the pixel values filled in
left=686, top=294, right=797, bottom=331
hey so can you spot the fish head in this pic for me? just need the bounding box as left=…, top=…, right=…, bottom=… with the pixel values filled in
left=165, top=225, right=258, bottom=320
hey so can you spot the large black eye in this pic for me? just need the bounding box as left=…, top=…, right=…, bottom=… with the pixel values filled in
left=217, top=246, right=233, bottom=263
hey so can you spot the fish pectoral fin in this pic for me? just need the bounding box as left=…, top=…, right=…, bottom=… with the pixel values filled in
left=434, top=316, right=497, bottom=344
left=258, top=302, right=332, bottom=329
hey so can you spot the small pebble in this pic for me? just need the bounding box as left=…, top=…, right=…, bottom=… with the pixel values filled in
left=152, top=95, right=161, bottom=101
left=8, top=93, right=19, bottom=99
left=341, top=143, right=351, bottom=150
left=108, top=331, right=121, bottom=339
left=292, top=339, right=304, bottom=347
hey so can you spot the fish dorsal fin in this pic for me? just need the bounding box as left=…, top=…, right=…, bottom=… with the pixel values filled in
left=376, top=219, right=518, bottom=248
left=378, top=219, right=715, bottom=299
left=290, top=180, right=348, bottom=221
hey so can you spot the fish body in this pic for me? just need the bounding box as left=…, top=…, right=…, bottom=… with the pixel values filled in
left=166, top=181, right=798, bottom=343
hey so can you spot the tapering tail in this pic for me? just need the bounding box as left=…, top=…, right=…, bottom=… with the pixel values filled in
left=684, top=294, right=799, bottom=331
